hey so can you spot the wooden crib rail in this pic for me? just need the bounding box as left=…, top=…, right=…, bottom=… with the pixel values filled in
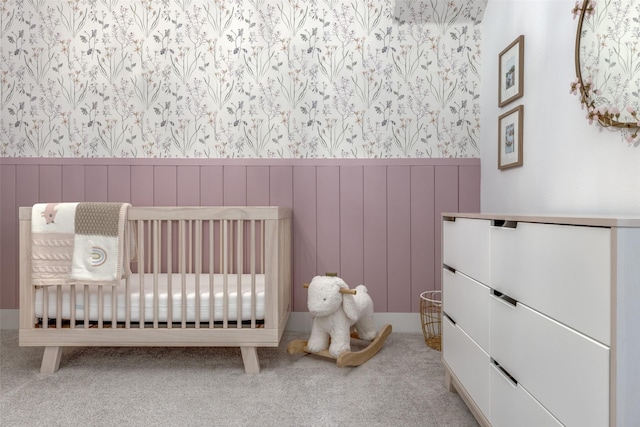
left=18, top=205, right=291, bottom=221
left=126, top=206, right=290, bottom=221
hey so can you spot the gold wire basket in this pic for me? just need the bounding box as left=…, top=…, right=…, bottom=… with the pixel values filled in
left=420, top=290, right=442, bottom=351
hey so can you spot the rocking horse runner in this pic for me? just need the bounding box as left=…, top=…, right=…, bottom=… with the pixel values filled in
left=287, top=275, right=392, bottom=367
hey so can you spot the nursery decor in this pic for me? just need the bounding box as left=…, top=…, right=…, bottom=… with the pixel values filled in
left=498, top=105, right=524, bottom=170
left=420, top=290, right=442, bottom=351
left=498, top=35, right=524, bottom=107
left=571, top=0, right=640, bottom=144
left=20, top=205, right=292, bottom=374
left=287, top=275, right=392, bottom=367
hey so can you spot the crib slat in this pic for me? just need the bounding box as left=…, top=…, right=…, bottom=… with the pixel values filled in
left=222, top=220, right=229, bottom=329
left=216, top=220, right=224, bottom=273
left=237, top=220, right=243, bottom=329
left=153, top=219, right=159, bottom=329
left=138, top=220, right=145, bottom=329
left=41, top=287, right=48, bottom=329
left=209, top=220, right=215, bottom=329
left=84, top=285, right=89, bottom=329
left=189, top=220, right=194, bottom=274
left=98, top=286, right=104, bottom=329
left=125, top=222, right=132, bottom=329
left=70, top=284, right=76, bottom=328
left=260, top=220, right=265, bottom=274
left=146, top=220, right=152, bottom=274
left=167, top=220, right=173, bottom=329
left=180, top=219, right=187, bottom=329
left=112, top=286, right=117, bottom=329
left=125, top=275, right=131, bottom=328
left=195, top=220, right=202, bottom=329
left=56, top=287, right=62, bottom=329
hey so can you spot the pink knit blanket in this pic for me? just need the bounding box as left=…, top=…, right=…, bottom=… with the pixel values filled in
left=31, top=202, right=131, bottom=286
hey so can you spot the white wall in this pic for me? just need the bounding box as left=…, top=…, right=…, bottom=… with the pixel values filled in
left=481, top=0, right=640, bottom=216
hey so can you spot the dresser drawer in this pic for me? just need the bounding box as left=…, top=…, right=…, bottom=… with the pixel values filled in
left=490, top=294, right=609, bottom=427
left=443, top=217, right=491, bottom=285
left=443, top=315, right=491, bottom=421
left=490, top=221, right=611, bottom=345
left=442, top=268, right=490, bottom=352
left=490, top=362, right=562, bottom=427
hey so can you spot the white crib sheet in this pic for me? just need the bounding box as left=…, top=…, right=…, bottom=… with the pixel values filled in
left=35, top=274, right=266, bottom=323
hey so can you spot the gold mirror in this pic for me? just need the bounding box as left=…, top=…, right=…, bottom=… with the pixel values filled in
left=571, top=0, right=640, bottom=143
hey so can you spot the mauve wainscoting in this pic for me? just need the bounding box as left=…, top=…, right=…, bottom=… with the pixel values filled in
left=0, top=158, right=480, bottom=313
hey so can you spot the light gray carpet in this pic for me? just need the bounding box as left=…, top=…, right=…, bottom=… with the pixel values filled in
left=1, top=330, right=477, bottom=427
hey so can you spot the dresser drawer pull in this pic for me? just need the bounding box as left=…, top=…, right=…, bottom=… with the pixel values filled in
left=443, top=216, right=456, bottom=222
left=443, top=312, right=456, bottom=326
left=492, top=358, right=518, bottom=386
left=443, top=264, right=456, bottom=273
left=491, top=289, right=518, bottom=307
left=491, top=219, right=518, bottom=228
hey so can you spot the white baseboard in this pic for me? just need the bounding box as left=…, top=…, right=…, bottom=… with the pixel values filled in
left=0, top=309, right=422, bottom=334
left=0, top=310, right=19, bottom=329
left=286, top=312, right=422, bottom=334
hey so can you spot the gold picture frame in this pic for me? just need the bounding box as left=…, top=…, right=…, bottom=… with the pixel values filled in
left=498, top=35, right=524, bottom=107
left=498, top=105, right=524, bottom=170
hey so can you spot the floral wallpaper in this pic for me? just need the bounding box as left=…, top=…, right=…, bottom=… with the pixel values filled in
left=0, top=0, right=484, bottom=158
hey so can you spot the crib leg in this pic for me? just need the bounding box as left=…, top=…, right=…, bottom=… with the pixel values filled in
left=240, top=347, right=260, bottom=374
left=41, top=346, right=63, bottom=374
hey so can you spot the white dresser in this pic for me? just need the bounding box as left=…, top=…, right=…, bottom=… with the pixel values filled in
left=441, top=214, right=640, bottom=427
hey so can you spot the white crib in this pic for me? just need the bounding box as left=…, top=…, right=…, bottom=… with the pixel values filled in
left=19, top=206, right=292, bottom=374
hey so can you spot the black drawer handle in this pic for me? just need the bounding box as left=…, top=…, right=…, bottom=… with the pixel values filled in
left=491, top=219, right=518, bottom=229
left=492, top=358, right=518, bottom=386
left=443, top=264, right=456, bottom=273
left=491, top=289, right=517, bottom=307
left=443, top=312, right=456, bottom=326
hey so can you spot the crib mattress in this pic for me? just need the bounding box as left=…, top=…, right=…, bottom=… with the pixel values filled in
left=35, top=274, right=266, bottom=323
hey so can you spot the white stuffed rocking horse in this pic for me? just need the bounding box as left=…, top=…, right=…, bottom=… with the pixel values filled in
left=287, top=274, right=392, bottom=367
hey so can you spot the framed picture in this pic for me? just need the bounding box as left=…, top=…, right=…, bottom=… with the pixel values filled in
left=498, top=35, right=524, bottom=107
left=498, top=105, right=523, bottom=170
